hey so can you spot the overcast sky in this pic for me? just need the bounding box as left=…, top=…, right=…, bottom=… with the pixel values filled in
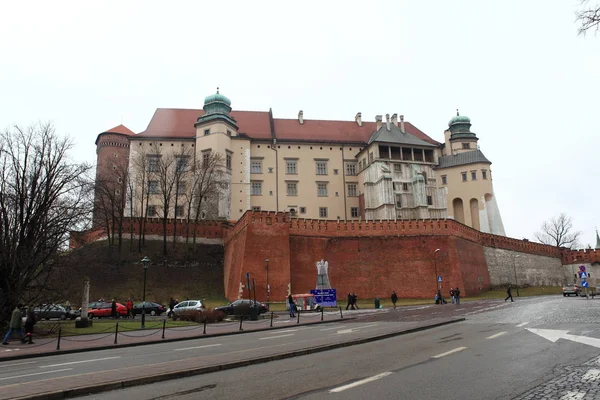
left=1, top=0, right=598, bottom=246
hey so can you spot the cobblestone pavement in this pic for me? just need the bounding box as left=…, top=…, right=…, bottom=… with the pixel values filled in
left=515, top=355, right=600, bottom=399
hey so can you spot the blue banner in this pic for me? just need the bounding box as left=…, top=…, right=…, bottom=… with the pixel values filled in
left=310, top=289, right=337, bottom=307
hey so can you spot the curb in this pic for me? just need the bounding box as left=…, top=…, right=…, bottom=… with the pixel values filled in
left=0, top=314, right=355, bottom=362
left=14, top=317, right=465, bottom=400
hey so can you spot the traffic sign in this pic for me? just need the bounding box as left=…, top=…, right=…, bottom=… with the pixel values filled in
left=580, top=265, right=587, bottom=272
left=437, top=276, right=443, bottom=282
left=582, top=281, right=589, bottom=288
left=580, top=272, right=587, bottom=279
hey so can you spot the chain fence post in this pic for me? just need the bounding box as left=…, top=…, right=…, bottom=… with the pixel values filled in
left=56, top=328, right=62, bottom=350
left=321, top=307, right=324, bottom=321
left=114, top=322, right=119, bottom=344
left=203, top=318, right=207, bottom=335
left=339, top=306, right=343, bottom=319
left=297, top=310, right=300, bottom=324
left=239, top=316, right=243, bottom=331
left=270, top=311, right=274, bottom=327
left=162, top=319, right=166, bottom=339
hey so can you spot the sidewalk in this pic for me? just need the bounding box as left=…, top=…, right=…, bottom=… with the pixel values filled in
left=0, top=309, right=352, bottom=362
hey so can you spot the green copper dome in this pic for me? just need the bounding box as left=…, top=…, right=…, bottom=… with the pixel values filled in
left=204, top=91, right=231, bottom=107
left=448, top=114, right=471, bottom=127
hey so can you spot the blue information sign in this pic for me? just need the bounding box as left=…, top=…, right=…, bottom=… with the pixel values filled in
left=582, top=280, right=589, bottom=288
left=438, top=276, right=443, bottom=282
left=580, top=272, right=587, bottom=279
left=310, top=289, right=337, bottom=307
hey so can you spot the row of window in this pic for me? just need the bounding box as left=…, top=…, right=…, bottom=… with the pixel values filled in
left=250, top=159, right=358, bottom=176
left=250, top=182, right=359, bottom=197
left=251, top=206, right=360, bottom=218
left=440, top=169, right=488, bottom=185
left=147, top=181, right=187, bottom=195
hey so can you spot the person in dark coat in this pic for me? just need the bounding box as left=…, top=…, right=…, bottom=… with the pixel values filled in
left=2, top=304, right=27, bottom=345
left=505, top=285, right=514, bottom=302
left=111, top=300, right=117, bottom=319
left=391, top=291, right=398, bottom=309
left=346, top=293, right=354, bottom=310
left=436, top=290, right=445, bottom=305
left=24, top=307, right=36, bottom=344
left=168, top=297, right=176, bottom=317
left=454, top=287, right=461, bottom=304
left=288, top=294, right=296, bottom=317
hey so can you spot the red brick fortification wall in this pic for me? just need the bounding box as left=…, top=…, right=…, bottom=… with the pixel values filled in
left=563, top=249, right=600, bottom=265
left=289, top=235, right=489, bottom=299
left=223, top=211, right=291, bottom=302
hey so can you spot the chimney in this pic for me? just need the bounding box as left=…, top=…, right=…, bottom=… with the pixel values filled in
left=385, top=114, right=391, bottom=131
left=400, top=115, right=405, bottom=133
left=375, top=115, right=383, bottom=131
left=355, top=112, right=362, bottom=127
left=298, top=110, right=304, bottom=125
left=391, top=113, right=398, bottom=127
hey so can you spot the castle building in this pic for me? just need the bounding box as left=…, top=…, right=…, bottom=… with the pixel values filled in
left=93, top=90, right=505, bottom=235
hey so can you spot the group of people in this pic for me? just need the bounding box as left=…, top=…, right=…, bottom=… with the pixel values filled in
left=434, top=287, right=461, bottom=305
left=345, top=293, right=360, bottom=310
left=3, top=304, right=36, bottom=345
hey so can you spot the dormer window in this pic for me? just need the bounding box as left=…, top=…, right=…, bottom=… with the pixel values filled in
left=204, top=129, right=210, bottom=136
left=462, top=143, right=470, bottom=149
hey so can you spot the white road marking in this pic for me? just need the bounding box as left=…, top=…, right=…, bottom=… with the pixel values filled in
left=259, top=334, right=294, bottom=340
left=516, top=322, right=529, bottom=327
left=0, top=361, right=36, bottom=368
left=582, top=368, right=600, bottom=382
left=174, top=344, right=222, bottom=351
left=486, top=332, right=507, bottom=340
left=267, top=329, right=298, bottom=334
left=337, top=329, right=353, bottom=335
left=431, top=346, right=467, bottom=358
left=40, top=356, right=121, bottom=368
left=320, top=326, right=343, bottom=331
left=0, top=368, right=72, bottom=381
left=329, top=372, right=393, bottom=393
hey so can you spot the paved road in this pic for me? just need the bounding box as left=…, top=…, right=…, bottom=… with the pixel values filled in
left=66, top=295, right=600, bottom=400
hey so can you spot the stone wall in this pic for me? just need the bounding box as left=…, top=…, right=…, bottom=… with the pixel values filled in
left=484, top=248, right=565, bottom=287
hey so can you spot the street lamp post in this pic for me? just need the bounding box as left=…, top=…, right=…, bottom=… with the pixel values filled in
left=265, top=259, right=270, bottom=309
left=513, top=255, right=520, bottom=297
left=141, top=256, right=151, bottom=329
left=434, top=249, right=441, bottom=291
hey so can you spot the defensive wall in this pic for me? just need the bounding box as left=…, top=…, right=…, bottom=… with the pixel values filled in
left=72, top=211, right=600, bottom=301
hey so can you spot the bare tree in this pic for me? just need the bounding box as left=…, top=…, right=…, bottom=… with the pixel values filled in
left=0, top=123, right=92, bottom=325
left=535, top=213, right=582, bottom=249
left=151, top=147, right=177, bottom=256
left=130, top=146, right=150, bottom=252
left=577, top=0, right=600, bottom=34
left=172, top=146, right=193, bottom=250
left=93, top=156, right=128, bottom=253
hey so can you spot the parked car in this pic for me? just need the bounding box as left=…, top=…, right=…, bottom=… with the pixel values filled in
left=33, top=304, right=69, bottom=320
left=87, top=302, right=128, bottom=319
left=132, top=302, right=165, bottom=317
left=562, top=284, right=580, bottom=297
left=214, top=299, right=268, bottom=316
left=171, top=300, right=206, bottom=316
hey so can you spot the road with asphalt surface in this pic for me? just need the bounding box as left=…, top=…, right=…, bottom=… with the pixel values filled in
left=59, top=295, right=600, bottom=400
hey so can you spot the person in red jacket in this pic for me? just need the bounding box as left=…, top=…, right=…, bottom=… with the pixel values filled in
left=126, top=298, right=133, bottom=319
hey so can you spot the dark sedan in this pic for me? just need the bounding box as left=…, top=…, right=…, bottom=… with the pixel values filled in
left=132, top=302, right=165, bottom=317
left=214, top=299, right=269, bottom=316
left=33, top=305, right=69, bottom=320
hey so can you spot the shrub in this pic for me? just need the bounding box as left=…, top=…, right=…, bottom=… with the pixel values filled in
left=171, top=309, right=225, bottom=323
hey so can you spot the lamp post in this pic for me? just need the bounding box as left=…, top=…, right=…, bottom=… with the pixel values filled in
left=265, top=259, right=270, bottom=309
left=434, top=249, right=441, bottom=291
left=141, top=256, right=151, bottom=329
left=513, top=254, right=520, bottom=297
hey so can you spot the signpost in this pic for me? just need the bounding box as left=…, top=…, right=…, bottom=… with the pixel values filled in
left=580, top=267, right=589, bottom=299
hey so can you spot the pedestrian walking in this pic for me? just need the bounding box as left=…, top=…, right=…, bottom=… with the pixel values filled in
left=454, top=287, right=461, bottom=304
left=111, top=299, right=117, bottom=319
left=345, top=293, right=354, bottom=310
left=352, top=293, right=360, bottom=309
left=24, top=307, right=36, bottom=344
left=391, top=291, right=398, bottom=309
left=449, top=288, right=455, bottom=304
left=168, top=297, right=176, bottom=317
left=505, top=285, right=514, bottom=302
left=2, top=304, right=27, bottom=345
left=288, top=294, right=296, bottom=317
left=126, top=298, right=133, bottom=318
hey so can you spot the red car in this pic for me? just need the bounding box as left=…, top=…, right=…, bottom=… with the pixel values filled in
left=87, top=302, right=128, bottom=318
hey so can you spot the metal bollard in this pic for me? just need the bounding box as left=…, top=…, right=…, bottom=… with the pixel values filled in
left=270, top=311, right=274, bottom=328
left=321, top=307, right=324, bottom=321
left=56, top=328, right=62, bottom=350
left=339, top=306, right=343, bottom=319
left=162, top=319, right=166, bottom=339
left=297, top=311, right=300, bottom=324
left=203, top=318, right=207, bottom=335
left=239, top=316, right=243, bottom=331
left=114, top=322, right=119, bottom=344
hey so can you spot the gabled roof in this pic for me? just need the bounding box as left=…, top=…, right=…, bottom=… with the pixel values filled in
left=367, top=124, right=437, bottom=147
left=103, top=124, right=135, bottom=136
left=436, top=149, right=491, bottom=169
left=133, top=108, right=440, bottom=145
